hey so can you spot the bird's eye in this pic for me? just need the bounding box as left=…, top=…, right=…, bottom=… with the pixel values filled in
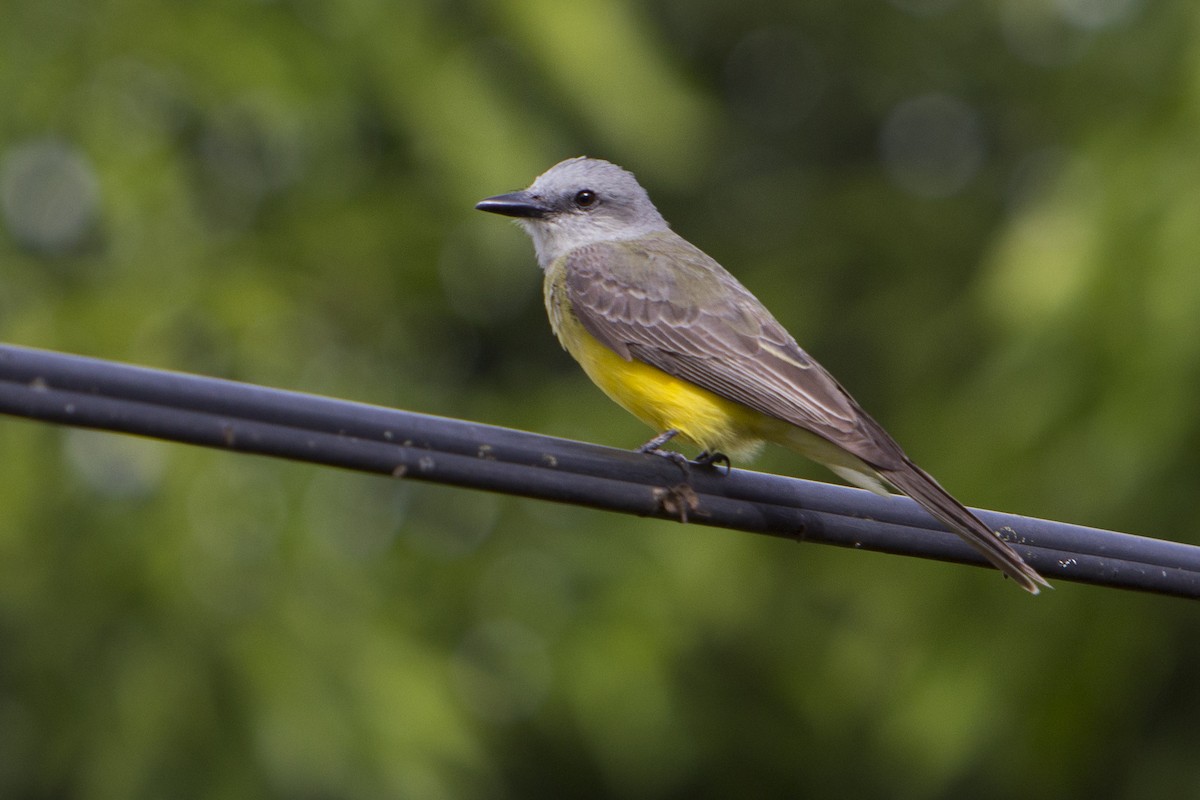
left=574, top=189, right=597, bottom=208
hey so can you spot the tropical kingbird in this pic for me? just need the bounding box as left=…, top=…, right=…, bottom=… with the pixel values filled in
left=476, top=157, right=1048, bottom=593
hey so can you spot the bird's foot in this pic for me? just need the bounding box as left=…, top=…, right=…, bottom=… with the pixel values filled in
left=637, top=429, right=690, bottom=478
left=694, top=450, right=732, bottom=475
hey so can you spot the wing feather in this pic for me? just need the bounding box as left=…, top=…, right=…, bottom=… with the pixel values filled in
left=564, top=233, right=906, bottom=468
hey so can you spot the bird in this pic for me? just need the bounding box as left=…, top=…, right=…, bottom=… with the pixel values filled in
left=476, top=156, right=1048, bottom=593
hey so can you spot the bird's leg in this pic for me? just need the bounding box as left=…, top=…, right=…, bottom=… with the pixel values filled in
left=637, top=429, right=690, bottom=476
left=638, top=429, right=679, bottom=453
left=694, top=450, right=732, bottom=475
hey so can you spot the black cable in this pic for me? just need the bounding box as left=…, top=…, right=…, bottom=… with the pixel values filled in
left=1, top=343, right=1197, bottom=598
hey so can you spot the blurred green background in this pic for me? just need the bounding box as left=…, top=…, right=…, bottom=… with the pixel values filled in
left=2, top=0, right=1199, bottom=797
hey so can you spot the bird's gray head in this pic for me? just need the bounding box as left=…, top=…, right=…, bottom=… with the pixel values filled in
left=475, top=157, right=670, bottom=268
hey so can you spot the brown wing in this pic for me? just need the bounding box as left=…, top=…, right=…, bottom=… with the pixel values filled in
left=564, top=232, right=906, bottom=469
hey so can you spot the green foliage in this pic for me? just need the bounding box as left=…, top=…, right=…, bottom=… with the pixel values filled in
left=2, top=0, right=1198, bottom=797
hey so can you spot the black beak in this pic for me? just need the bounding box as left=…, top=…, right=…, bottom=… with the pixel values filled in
left=475, top=190, right=549, bottom=219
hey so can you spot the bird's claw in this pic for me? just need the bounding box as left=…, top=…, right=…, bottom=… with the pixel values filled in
left=694, top=450, right=732, bottom=475
left=637, top=429, right=691, bottom=478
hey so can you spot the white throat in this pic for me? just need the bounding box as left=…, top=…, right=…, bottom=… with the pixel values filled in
left=520, top=214, right=669, bottom=270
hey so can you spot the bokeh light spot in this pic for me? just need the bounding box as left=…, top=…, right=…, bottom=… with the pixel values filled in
left=879, top=93, right=986, bottom=199
left=1054, top=0, right=1142, bottom=29
left=63, top=429, right=166, bottom=499
left=0, top=138, right=100, bottom=255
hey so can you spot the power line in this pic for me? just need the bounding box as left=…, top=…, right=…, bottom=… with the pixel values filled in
left=1, top=343, right=1196, bottom=598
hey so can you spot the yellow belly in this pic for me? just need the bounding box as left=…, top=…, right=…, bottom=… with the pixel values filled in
left=577, top=331, right=767, bottom=460
left=546, top=279, right=767, bottom=460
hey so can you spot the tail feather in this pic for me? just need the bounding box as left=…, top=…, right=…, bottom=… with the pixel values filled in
left=880, top=460, right=1050, bottom=594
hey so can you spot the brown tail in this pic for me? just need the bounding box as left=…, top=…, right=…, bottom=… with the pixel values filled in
left=880, top=459, right=1050, bottom=594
